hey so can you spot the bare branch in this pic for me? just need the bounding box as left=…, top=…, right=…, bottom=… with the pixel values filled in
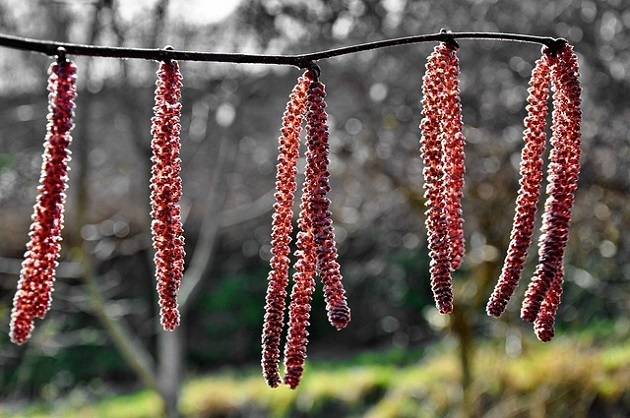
left=0, top=31, right=563, bottom=68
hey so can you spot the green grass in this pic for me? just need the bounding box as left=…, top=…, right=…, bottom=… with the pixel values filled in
left=2, top=335, right=629, bottom=418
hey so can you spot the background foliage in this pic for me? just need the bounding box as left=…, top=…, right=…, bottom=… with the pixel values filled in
left=0, top=0, right=628, bottom=416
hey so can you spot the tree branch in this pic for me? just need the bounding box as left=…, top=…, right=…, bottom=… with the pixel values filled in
left=178, top=131, right=235, bottom=312
left=79, top=259, right=160, bottom=393
left=0, top=31, right=563, bottom=68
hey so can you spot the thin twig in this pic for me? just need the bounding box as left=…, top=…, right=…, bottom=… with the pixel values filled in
left=0, top=31, right=563, bottom=68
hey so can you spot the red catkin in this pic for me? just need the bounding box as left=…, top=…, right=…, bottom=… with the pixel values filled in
left=440, top=44, right=466, bottom=271
left=282, top=182, right=317, bottom=389
left=420, top=42, right=458, bottom=314
left=262, top=71, right=311, bottom=388
left=521, top=43, right=581, bottom=328
left=282, top=70, right=326, bottom=389
left=10, top=59, right=77, bottom=344
left=487, top=51, right=554, bottom=317
left=150, top=60, right=185, bottom=331
left=304, top=79, right=351, bottom=331
left=534, top=264, right=564, bottom=342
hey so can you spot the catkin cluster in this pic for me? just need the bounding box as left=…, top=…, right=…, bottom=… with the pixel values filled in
left=8, top=40, right=581, bottom=374
left=261, top=69, right=351, bottom=389
left=417, top=42, right=581, bottom=343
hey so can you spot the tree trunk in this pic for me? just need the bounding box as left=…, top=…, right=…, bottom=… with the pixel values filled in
left=154, top=123, right=235, bottom=416
left=158, top=326, right=184, bottom=418
left=452, top=305, right=476, bottom=418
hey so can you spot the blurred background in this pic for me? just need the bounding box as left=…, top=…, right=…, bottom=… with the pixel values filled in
left=0, top=0, right=628, bottom=417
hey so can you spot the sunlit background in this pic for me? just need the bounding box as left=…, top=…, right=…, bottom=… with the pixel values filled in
left=0, top=0, right=628, bottom=417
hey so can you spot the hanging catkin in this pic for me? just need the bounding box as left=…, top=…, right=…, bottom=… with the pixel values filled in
left=262, top=70, right=311, bottom=388
left=304, top=78, right=351, bottom=332
left=419, top=42, right=466, bottom=315
left=150, top=59, right=186, bottom=331
left=487, top=51, right=554, bottom=318
left=10, top=57, right=77, bottom=344
left=522, top=43, right=582, bottom=341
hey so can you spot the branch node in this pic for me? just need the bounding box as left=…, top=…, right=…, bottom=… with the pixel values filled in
left=56, top=47, right=67, bottom=63
left=440, top=28, right=460, bottom=50
left=543, top=38, right=568, bottom=57
left=305, top=62, right=321, bottom=81
left=162, top=45, right=174, bottom=63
